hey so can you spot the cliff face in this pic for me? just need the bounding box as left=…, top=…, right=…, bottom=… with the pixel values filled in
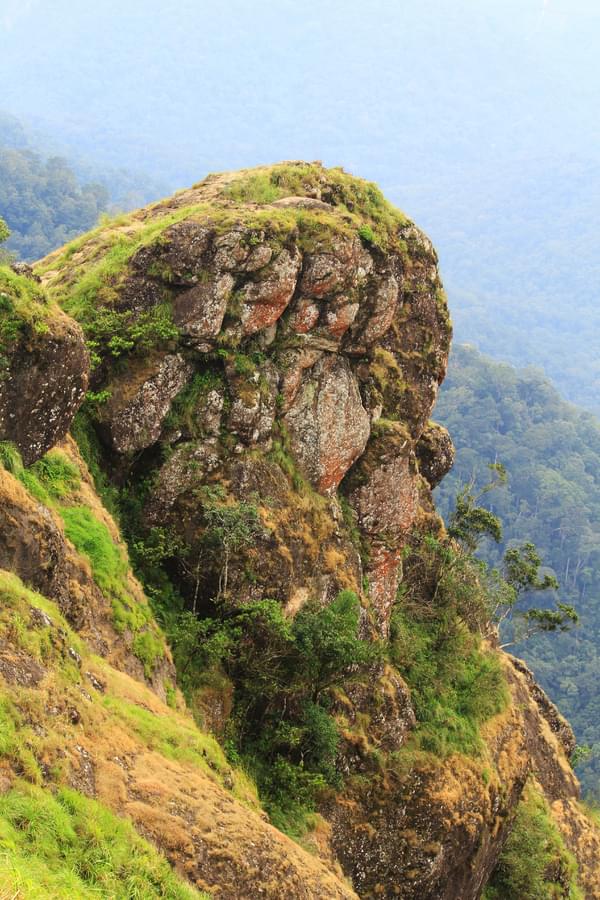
left=0, top=162, right=598, bottom=898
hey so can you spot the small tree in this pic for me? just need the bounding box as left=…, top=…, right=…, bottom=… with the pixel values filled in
left=448, top=462, right=506, bottom=552
left=448, top=466, right=578, bottom=645
left=179, top=485, right=264, bottom=612
left=492, top=542, right=577, bottom=647
left=292, top=590, right=381, bottom=702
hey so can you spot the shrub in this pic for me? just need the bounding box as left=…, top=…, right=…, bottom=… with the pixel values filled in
left=392, top=532, right=508, bottom=757
left=169, top=591, right=379, bottom=830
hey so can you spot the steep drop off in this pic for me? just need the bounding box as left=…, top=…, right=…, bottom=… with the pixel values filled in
left=0, top=162, right=598, bottom=898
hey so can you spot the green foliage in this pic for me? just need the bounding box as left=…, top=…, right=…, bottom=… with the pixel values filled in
left=170, top=591, right=379, bottom=829
left=448, top=464, right=506, bottom=552
left=293, top=590, right=376, bottom=701
left=0, top=216, right=9, bottom=244
left=357, top=223, right=376, bottom=245
left=81, top=301, right=179, bottom=368
left=0, top=781, right=204, bottom=899
left=191, top=485, right=263, bottom=605
left=28, top=451, right=81, bottom=499
left=484, top=784, right=582, bottom=899
left=447, top=466, right=576, bottom=647
left=391, top=538, right=508, bottom=757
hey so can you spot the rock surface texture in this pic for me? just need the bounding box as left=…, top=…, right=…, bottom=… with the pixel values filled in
left=0, top=162, right=596, bottom=898
left=0, top=267, right=89, bottom=464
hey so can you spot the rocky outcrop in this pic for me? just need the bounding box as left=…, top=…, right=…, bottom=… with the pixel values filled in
left=100, top=353, right=194, bottom=454
left=39, top=162, right=451, bottom=623
left=416, top=421, right=455, bottom=488
left=22, top=162, right=598, bottom=898
left=0, top=267, right=89, bottom=464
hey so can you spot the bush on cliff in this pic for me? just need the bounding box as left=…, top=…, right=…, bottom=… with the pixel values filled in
left=170, top=590, right=380, bottom=832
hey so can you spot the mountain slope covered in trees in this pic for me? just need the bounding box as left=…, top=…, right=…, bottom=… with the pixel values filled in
left=435, top=344, right=600, bottom=796
left=0, top=112, right=165, bottom=260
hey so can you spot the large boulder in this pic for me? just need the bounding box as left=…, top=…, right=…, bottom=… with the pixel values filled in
left=0, top=267, right=89, bottom=464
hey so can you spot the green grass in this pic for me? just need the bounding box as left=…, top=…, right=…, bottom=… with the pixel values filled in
left=484, top=783, right=582, bottom=899
left=390, top=606, right=508, bottom=757
left=0, top=697, right=42, bottom=785
left=224, top=172, right=282, bottom=204
left=0, top=781, right=207, bottom=899
left=28, top=451, right=80, bottom=499
left=0, top=444, right=80, bottom=506
left=0, top=265, right=51, bottom=351
left=60, top=506, right=129, bottom=601
left=223, top=162, right=408, bottom=249
left=59, top=505, right=163, bottom=673
left=132, top=630, right=165, bottom=679
left=102, top=694, right=257, bottom=808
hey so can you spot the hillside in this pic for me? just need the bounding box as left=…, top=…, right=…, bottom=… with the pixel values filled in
left=435, top=344, right=600, bottom=798
left=0, top=163, right=598, bottom=897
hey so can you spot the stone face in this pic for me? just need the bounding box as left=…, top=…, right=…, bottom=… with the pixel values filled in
left=0, top=304, right=89, bottom=465
left=103, top=353, right=194, bottom=454
left=299, top=236, right=365, bottom=297
left=225, top=358, right=279, bottom=447
left=345, top=428, right=419, bottom=633
left=240, top=246, right=302, bottom=335
left=416, top=421, right=455, bottom=488
left=173, top=274, right=234, bottom=347
left=346, top=271, right=399, bottom=349
left=283, top=354, right=371, bottom=493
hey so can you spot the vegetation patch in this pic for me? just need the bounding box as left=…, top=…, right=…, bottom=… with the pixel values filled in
left=223, top=162, right=408, bottom=249
left=391, top=595, right=507, bottom=757
left=170, top=591, right=380, bottom=834
left=0, top=444, right=80, bottom=506
left=0, top=266, right=52, bottom=369
left=0, top=781, right=206, bottom=899
left=484, top=783, right=582, bottom=899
